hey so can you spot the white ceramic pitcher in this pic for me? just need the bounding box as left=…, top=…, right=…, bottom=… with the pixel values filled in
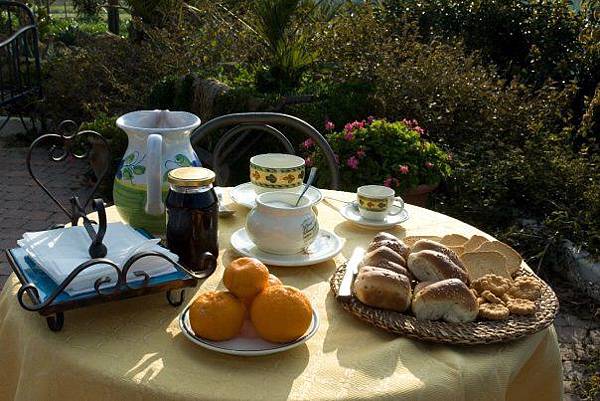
left=113, top=110, right=202, bottom=234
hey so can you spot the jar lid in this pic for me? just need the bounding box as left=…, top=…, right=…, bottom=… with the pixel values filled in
left=168, top=167, right=215, bottom=187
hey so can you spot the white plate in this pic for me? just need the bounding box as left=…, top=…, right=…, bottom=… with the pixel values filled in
left=179, top=304, right=319, bottom=356
left=230, top=228, right=344, bottom=267
left=339, top=202, right=409, bottom=229
left=230, top=182, right=323, bottom=209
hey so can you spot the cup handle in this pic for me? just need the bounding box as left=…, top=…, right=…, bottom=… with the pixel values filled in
left=388, top=197, right=405, bottom=215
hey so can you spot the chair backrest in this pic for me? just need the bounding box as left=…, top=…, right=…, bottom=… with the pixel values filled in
left=190, top=112, right=340, bottom=189
left=0, top=1, right=42, bottom=108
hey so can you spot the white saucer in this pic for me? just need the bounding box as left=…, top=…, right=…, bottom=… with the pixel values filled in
left=230, top=228, right=343, bottom=267
left=179, top=304, right=319, bottom=356
left=230, top=182, right=323, bottom=209
left=340, top=202, right=409, bottom=229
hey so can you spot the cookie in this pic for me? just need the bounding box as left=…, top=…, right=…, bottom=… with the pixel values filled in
left=507, top=276, right=542, bottom=301
left=478, top=303, right=510, bottom=320
left=506, top=298, right=536, bottom=315
left=481, top=290, right=504, bottom=304
left=448, top=245, right=465, bottom=256
left=472, top=274, right=512, bottom=296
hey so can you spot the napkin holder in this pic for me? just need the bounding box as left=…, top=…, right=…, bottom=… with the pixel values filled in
left=5, top=121, right=217, bottom=332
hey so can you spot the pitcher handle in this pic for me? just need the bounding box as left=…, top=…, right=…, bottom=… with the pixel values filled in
left=145, top=134, right=165, bottom=216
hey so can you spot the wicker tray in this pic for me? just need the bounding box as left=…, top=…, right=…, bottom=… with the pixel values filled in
left=330, top=264, right=560, bottom=345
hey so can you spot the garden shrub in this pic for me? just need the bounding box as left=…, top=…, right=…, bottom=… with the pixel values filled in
left=303, top=119, right=452, bottom=193
left=145, top=74, right=195, bottom=112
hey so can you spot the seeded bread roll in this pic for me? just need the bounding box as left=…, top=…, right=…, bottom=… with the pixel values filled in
left=407, top=250, right=469, bottom=284
left=362, top=246, right=406, bottom=268
left=359, top=260, right=413, bottom=280
left=353, top=266, right=412, bottom=312
left=369, top=232, right=410, bottom=259
left=410, top=239, right=466, bottom=271
left=411, top=278, right=478, bottom=323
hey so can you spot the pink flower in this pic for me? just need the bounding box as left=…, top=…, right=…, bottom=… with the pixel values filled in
left=302, top=138, right=315, bottom=149
left=324, top=120, right=335, bottom=131
left=425, top=162, right=433, bottom=169
left=383, top=176, right=393, bottom=187
left=415, top=126, right=425, bottom=136
left=344, top=122, right=354, bottom=132
left=399, top=165, right=410, bottom=174
left=356, top=148, right=366, bottom=158
left=346, top=156, right=359, bottom=170
left=367, top=116, right=375, bottom=124
left=305, top=156, right=313, bottom=167
left=344, top=131, right=355, bottom=141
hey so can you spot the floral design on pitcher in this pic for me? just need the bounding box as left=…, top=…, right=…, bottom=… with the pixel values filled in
left=163, top=154, right=201, bottom=180
left=116, top=152, right=146, bottom=183
left=266, top=174, right=277, bottom=183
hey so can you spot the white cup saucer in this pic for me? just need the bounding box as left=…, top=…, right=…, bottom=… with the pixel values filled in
left=339, top=202, right=409, bottom=229
left=230, top=228, right=343, bottom=267
left=230, top=182, right=323, bottom=209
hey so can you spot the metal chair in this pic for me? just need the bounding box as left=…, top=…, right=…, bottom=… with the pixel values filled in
left=191, top=112, right=340, bottom=189
left=0, top=1, right=43, bottom=134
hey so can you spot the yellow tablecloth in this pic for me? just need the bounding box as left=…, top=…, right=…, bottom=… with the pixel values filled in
left=0, top=189, right=563, bottom=401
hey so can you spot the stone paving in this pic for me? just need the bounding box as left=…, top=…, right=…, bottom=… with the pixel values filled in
left=0, top=145, right=93, bottom=288
left=0, top=142, right=598, bottom=400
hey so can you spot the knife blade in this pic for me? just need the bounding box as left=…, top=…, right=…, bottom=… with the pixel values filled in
left=337, top=247, right=365, bottom=298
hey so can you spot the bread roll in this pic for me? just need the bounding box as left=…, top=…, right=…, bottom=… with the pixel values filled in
left=363, top=246, right=406, bottom=268
left=407, top=250, right=469, bottom=283
left=369, top=232, right=410, bottom=259
left=359, top=260, right=412, bottom=279
left=411, top=278, right=478, bottom=323
left=410, top=239, right=466, bottom=271
left=353, top=266, right=412, bottom=312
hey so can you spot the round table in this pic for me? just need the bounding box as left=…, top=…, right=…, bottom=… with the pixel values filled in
left=0, top=189, right=563, bottom=401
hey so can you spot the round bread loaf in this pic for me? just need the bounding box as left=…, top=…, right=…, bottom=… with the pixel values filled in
left=359, top=261, right=412, bottom=280
left=353, top=266, right=412, bottom=312
left=411, top=278, right=478, bottom=323
left=369, top=232, right=410, bottom=259
left=410, top=239, right=466, bottom=271
left=407, top=250, right=469, bottom=283
left=362, top=246, right=406, bottom=268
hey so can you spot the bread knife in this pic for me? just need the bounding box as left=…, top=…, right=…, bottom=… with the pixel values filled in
left=337, top=247, right=365, bottom=298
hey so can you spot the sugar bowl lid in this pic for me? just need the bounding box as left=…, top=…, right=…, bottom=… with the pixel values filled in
left=168, top=167, right=215, bottom=187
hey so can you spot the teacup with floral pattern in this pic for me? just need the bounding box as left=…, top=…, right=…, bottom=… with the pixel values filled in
left=250, top=153, right=305, bottom=194
left=357, top=185, right=405, bottom=221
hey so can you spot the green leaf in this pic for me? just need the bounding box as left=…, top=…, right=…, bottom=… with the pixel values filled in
left=133, top=165, right=146, bottom=175
left=122, top=167, right=134, bottom=180
left=124, top=153, right=135, bottom=164
left=174, top=154, right=192, bottom=167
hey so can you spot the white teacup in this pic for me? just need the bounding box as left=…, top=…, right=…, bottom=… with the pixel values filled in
left=246, top=191, right=319, bottom=255
left=356, top=185, right=405, bottom=221
left=249, top=153, right=305, bottom=194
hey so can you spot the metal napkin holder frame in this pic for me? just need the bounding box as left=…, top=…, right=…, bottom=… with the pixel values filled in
left=5, top=121, right=216, bottom=331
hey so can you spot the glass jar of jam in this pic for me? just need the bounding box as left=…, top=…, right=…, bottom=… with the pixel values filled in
left=166, top=167, right=219, bottom=272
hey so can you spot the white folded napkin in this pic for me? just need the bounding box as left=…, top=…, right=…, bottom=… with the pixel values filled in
left=18, top=222, right=178, bottom=296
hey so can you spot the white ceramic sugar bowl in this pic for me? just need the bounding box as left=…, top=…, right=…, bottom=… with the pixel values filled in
left=246, top=191, right=319, bottom=255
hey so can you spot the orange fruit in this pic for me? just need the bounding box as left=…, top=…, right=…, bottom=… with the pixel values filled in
left=189, top=291, right=245, bottom=341
left=223, top=257, right=269, bottom=299
left=268, top=273, right=283, bottom=287
left=240, top=274, right=284, bottom=309
left=250, top=285, right=313, bottom=343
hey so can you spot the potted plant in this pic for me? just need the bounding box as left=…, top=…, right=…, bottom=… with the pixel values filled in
left=303, top=118, right=452, bottom=207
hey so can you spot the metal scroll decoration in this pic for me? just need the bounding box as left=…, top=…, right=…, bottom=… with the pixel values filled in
left=18, top=120, right=217, bottom=331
